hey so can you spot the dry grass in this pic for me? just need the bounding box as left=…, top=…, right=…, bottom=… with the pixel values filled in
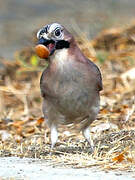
left=0, top=22, right=135, bottom=172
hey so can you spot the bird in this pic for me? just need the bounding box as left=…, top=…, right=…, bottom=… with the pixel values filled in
left=36, top=23, right=103, bottom=150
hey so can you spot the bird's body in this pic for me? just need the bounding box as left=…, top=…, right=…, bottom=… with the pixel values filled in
left=41, top=48, right=101, bottom=125
left=36, top=23, right=102, bottom=149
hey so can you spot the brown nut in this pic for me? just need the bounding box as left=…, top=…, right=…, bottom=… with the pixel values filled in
left=35, top=44, right=50, bottom=59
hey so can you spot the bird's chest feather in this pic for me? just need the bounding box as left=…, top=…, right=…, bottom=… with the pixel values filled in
left=41, top=49, right=93, bottom=115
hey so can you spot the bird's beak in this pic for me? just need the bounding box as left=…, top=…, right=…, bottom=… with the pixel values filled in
left=38, top=37, right=56, bottom=55
left=38, top=37, right=49, bottom=45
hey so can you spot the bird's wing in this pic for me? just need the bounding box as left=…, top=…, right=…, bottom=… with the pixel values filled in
left=87, top=59, right=103, bottom=91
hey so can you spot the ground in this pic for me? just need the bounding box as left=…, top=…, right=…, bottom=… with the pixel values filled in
left=0, top=157, right=134, bottom=180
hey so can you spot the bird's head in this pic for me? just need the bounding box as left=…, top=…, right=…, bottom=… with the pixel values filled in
left=37, top=23, right=73, bottom=57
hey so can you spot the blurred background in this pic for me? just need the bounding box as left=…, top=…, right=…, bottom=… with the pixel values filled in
left=0, top=0, right=135, bottom=59
left=0, top=0, right=135, bottom=172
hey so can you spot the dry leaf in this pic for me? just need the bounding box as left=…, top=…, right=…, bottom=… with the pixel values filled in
left=13, top=121, right=25, bottom=128
left=112, top=153, right=125, bottom=163
left=36, top=117, right=44, bottom=125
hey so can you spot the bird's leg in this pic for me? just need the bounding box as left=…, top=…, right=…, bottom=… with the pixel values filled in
left=44, top=129, right=48, bottom=144
left=82, top=105, right=99, bottom=151
left=82, top=126, right=94, bottom=151
left=50, top=124, right=58, bottom=149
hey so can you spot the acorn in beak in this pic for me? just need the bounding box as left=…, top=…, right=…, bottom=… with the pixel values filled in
left=35, top=37, right=56, bottom=59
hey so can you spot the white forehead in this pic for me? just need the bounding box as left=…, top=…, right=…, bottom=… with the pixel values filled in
left=48, top=23, right=63, bottom=33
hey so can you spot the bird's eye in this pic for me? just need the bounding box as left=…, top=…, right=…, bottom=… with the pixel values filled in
left=54, top=29, right=61, bottom=37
